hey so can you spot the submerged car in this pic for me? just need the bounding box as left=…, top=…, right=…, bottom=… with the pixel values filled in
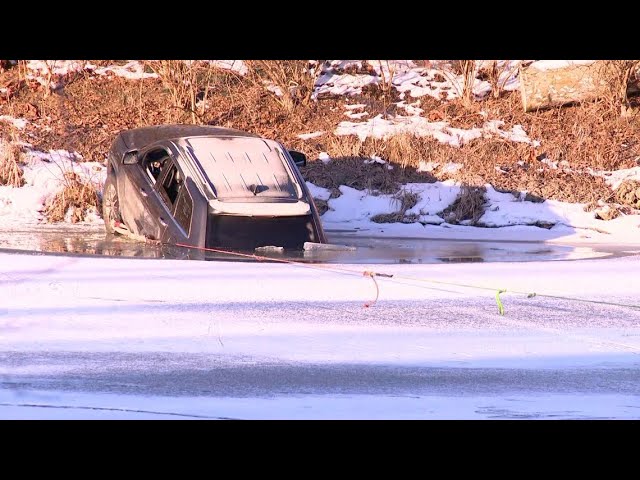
left=102, top=124, right=327, bottom=250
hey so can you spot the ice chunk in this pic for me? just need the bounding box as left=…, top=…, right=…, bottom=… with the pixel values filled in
left=255, top=245, right=284, bottom=253
left=303, top=242, right=356, bottom=251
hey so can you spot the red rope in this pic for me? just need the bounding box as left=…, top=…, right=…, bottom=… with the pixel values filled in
left=176, top=242, right=361, bottom=276
left=175, top=242, right=392, bottom=308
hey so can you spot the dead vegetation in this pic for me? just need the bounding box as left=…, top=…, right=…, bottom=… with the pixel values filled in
left=2, top=59, right=640, bottom=227
left=44, top=171, right=101, bottom=223
left=616, top=180, right=640, bottom=209
left=246, top=60, right=322, bottom=114
left=0, top=139, right=25, bottom=186
left=301, top=154, right=435, bottom=196
left=441, top=184, right=487, bottom=225
left=313, top=198, right=329, bottom=215
left=449, top=60, right=476, bottom=106
left=144, top=60, right=244, bottom=124
left=478, top=61, right=522, bottom=99
left=598, top=60, right=640, bottom=115
left=371, top=189, right=421, bottom=223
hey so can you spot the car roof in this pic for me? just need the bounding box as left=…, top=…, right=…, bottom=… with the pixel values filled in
left=117, top=124, right=261, bottom=151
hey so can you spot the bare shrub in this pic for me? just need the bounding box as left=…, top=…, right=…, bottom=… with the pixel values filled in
left=372, top=60, right=398, bottom=118
left=246, top=60, right=322, bottom=113
left=371, top=189, right=421, bottom=224
left=445, top=60, right=477, bottom=107
left=44, top=171, right=101, bottom=223
left=394, top=188, right=420, bottom=212
left=479, top=61, right=522, bottom=98
left=594, top=203, right=622, bottom=221
left=599, top=60, right=640, bottom=115
left=459, top=60, right=476, bottom=107
left=376, top=61, right=396, bottom=95
left=371, top=189, right=420, bottom=223
left=16, top=60, right=29, bottom=82
left=441, top=183, right=486, bottom=225
left=616, top=180, right=640, bottom=209
left=0, top=140, right=25, bottom=187
left=31, top=60, right=90, bottom=96
left=145, top=60, right=231, bottom=123
left=371, top=212, right=420, bottom=223
left=313, top=198, right=329, bottom=215
left=0, top=60, right=15, bottom=73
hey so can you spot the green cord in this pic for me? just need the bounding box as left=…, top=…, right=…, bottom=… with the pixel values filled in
left=496, top=289, right=506, bottom=315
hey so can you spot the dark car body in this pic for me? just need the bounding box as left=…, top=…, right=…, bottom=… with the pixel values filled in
left=102, top=125, right=327, bottom=251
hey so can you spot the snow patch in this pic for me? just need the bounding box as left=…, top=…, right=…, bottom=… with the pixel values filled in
left=529, top=60, right=596, bottom=71
left=306, top=182, right=332, bottom=201
left=297, top=131, right=326, bottom=140
left=318, top=152, right=331, bottom=164
left=0, top=115, right=28, bottom=129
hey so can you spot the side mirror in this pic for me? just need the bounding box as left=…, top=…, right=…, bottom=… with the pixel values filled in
left=288, top=150, right=307, bottom=168
left=123, top=150, right=138, bottom=165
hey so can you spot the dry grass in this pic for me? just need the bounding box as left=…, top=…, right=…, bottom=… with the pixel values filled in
left=3, top=60, right=639, bottom=225
left=5, top=75, right=175, bottom=161
left=394, top=189, right=420, bottom=211
left=478, top=61, right=522, bottom=99
left=449, top=138, right=614, bottom=204
left=302, top=155, right=401, bottom=194
left=441, top=184, right=487, bottom=225
left=144, top=60, right=239, bottom=124
left=145, top=60, right=202, bottom=123
left=371, top=212, right=420, bottom=223
left=598, top=60, right=640, bottom=114
left=597, top=207, right=621, bottom=221
left=371, top=189, right=421, bottom=224
left=0, top=139, right=25, bottom=186
left=326, top=134, right=366, bottom=158
left=44, top=171, right=101, bottom=223
left=616, top=180, right=640, bottom=209
left=531, top=101, right=640, bottom=172
left=246, top=60, right=321, bottom=114
left=384, top=134, right=429, bottom=169
left=313, top=198, right=329, bottom=215
left=310, top=116, right=620, bottom=208
left=301, top=150, right=435, bottom=197
left=324, top=133, right=453, bottom=173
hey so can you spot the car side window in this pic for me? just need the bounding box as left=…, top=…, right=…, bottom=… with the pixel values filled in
left=141, top=148, right=171, bottom=184
left=157, top=160, right=182, bottom=208
left=173, top=184, right=193, bottom=235
left=157, top=159, right=192, bottom=233
left=161, top=163, right=180, bottom=205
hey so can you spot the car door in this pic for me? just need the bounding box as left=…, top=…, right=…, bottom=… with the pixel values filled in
left=153, top=157, right=193, bottom=245
left=120, top=142, right=178, bottom=240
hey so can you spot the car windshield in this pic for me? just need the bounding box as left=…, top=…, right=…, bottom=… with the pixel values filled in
left=185, top=136, right=300, bottom=200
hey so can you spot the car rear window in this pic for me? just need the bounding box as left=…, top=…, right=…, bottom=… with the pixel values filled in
left=186, top=137, right=300, bottom=200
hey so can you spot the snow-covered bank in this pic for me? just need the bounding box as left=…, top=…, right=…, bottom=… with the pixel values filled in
left=312, top=180, right=640, bottom=246
left=0, top=144, right=106, bottom=226
left=2, top=58, right=640, bottom=246
left=1, top=141, right=640, bottom=246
